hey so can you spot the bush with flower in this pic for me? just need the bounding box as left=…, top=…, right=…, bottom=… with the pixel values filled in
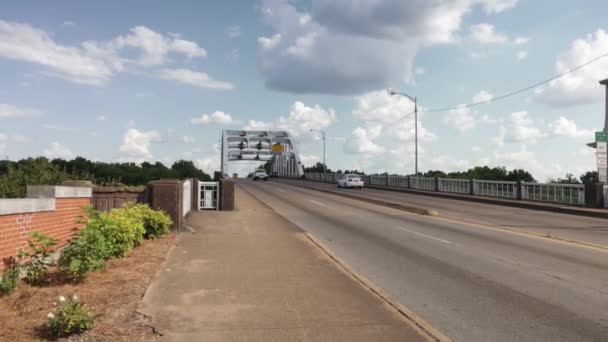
left=47, top=294, right=94, bottom=337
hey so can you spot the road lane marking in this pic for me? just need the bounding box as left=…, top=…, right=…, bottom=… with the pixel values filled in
left=399, top=227, right=452, bottom=244
left=310, top=200, right=328, bottom=207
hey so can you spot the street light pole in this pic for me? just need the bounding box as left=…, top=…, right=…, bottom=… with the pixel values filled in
left=310, top=129, right=326, bottom=173
left=389, top=90, right=418, bottom=176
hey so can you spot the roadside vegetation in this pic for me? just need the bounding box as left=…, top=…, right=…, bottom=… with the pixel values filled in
left=0, top=156, right=212, bottom=198
left=0, top=203, right=173, bottom=340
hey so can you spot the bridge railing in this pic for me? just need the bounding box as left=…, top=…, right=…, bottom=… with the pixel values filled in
left=522, top=182, right=584, bottom=205
left=302, top=173, right=587, bottom=207
left=473, top=180, right=517, bottom=199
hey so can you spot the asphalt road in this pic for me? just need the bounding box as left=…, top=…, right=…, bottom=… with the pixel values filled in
left=276, top=178, right=608, bottom=248
left=240, top=180, right=608, bottom=342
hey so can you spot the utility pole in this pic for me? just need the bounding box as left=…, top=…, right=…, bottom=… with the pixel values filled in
left=389, top=90, right=418, bottom=175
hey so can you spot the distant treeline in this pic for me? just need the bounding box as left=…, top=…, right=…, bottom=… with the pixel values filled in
left=303, top=162, right=598, bottom=184
left=0, top=157, right=212, bottom=198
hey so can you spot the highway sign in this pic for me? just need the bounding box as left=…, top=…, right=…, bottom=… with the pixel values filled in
left=600, top=168, right=608, bottom=182
left=271, top=143, right=284, bottom=153
left=598, top=141, right=608, bottom=154
left=596, top=131, right=608, bottom=142
left=598, top=158, right=607, bottom=168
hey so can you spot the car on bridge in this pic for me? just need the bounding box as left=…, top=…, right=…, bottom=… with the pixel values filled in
left=337, top=174, right=364, bottom=189
left=253, top=169, right=269, bottom=181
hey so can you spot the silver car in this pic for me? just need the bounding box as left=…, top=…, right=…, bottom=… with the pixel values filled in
left=337, top=174, right=364, bottom=189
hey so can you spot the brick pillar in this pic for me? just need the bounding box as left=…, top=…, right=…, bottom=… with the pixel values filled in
left=149, top=179, right=183, bottom=231
left=220, top=179, right=235, bottom=211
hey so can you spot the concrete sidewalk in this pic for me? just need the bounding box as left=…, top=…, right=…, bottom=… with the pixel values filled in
left=138, top=187, right=429, bottom=341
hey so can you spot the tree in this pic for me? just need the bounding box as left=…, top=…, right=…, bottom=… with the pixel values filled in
left=580, top=171, right=598, bottom=185
left=304, top=162, right=332, bottom=173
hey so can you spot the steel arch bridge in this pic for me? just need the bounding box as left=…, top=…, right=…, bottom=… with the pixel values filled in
left=221, top=130, right=304, bottom=178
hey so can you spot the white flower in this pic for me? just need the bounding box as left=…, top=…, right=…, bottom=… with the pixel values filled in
left=52, top=302, right=57, bottom=306
left=47, top=312, right=55, bottom=319
left=58, top=296, right=66, bottom=303
left=72, top=294, right=78, bottom=301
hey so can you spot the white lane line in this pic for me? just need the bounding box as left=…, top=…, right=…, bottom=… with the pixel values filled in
left=399, top=227, right=452, bottom=244
left=310, top=200, right=328, bottom=207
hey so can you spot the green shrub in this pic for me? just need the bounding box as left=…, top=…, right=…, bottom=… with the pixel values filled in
left=18, top=232, right=56, bottom=285
left=0, top=258, right=20, bottom=296
left=47, top=295, right=94, bottom=337
left=58, top=227, right=109, bottom=282
left=123, top=203, right=172, bottom=239
left=94, top=208, right=145, bottom=258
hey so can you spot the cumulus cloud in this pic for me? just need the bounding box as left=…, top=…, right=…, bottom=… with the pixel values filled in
left=0, top=20, right=207, bottom=85
left=244, top=119, right=274, bottom=131
left=191, top=111, right=234, bottom=125
left=513, top=36, right=530, bottom=45
left=276, top=101, right=336, bottom=137
left=516, top=50, right=528, bottom=61
left=548, top=116, right=594, bottom=138
left=299, top=154, right=320, bottom=166
left=344, top=125, right=385, bottom=154
left=44, top=141, right=74, bottom=159
left=502, top=111, right=545, bottom=144
left=0, top=103, right=41, bottom=118
left=470, top=23, right=507, bottom=44
left=534, top=29, right=608, bottom=106
left=477, top=0, right=519, bottom=14
left=257, top=0, right=509, bottom=94
left=445, top=105, right=476, bottom=132
left=159, top=68, right=234, bottom=90
left=119, top=128, right=161, bottom=161
left=473, top=90, right=494, bottom=103
left=182, top=135, right=195, bottom=144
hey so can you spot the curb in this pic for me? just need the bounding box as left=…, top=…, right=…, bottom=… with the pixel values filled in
left=305, top=232, right=452, bottom=342
left=288, top=182, right=439, bottom=216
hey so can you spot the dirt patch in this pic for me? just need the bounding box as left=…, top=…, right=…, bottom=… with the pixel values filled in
left=0, top=233, right=175, bottom=341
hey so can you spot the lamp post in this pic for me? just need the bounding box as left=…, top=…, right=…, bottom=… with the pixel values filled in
left=389, top=90, right=418, bottom=176
left=310, top=129, right=326, bottom=173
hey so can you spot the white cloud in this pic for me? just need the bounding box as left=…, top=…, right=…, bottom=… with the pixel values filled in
left=513, top=36, right=530, bottom=45
left=548, top=116, right=594, bottom=138
left=159, top=68, right=234, bottom=90
left=470, top=23, right=507, bottom=44
left=43, top=123, right=75, bottom=131
left=276, top=101, right=336, bottom=137
left=44, top=141, right=74, bottom=159
left=516, top=50, right=528, bottom=61
left=119, top=128, right=161, bottom=161
left=472, top=145, right=482, bottom=152
left=257, top=0, right=493, bottom=94
left=473, top=90, right=494, bottom=103
left=195, top=156, right=220, bottom=174
left=344, top=125, right=385, bottom=154
left=0, top=20, right=207, bottom=85
left=299, top=154, right=320, bottom=166
left=191, top=111, right=234, bottom=125
left=445, top=105, right=476, bottom=132
left=62, top=21, right=75, bottom=27
left=97, top=115, right=107, bottom=121
left=182, top=135, right=195, bottom=144
left=507, top=111, right=545, bottom=144
left=0, top=103, right=41, bottom=118
left=225, top=25, right=241, bottom=38
left=244, top=119, right=274, bottom=131
left=534, top=29, right=608, bottom=106
left=477, top=0, right=519, bottom=14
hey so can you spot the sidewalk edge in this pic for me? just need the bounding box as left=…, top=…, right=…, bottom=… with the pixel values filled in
left=305, top=232, right=452, bottom=342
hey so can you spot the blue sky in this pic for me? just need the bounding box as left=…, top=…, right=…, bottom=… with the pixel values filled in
left=1, top=0, right=608, bottom=181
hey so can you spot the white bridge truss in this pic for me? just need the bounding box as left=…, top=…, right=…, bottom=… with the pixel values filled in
left=221, top=130, right=304, bottom=178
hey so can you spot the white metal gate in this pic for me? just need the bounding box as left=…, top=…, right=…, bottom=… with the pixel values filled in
left=198, top=182, right=219, bottom=210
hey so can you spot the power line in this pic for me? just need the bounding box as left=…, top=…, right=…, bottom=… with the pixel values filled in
left=421, top=51, right=608, bottom=113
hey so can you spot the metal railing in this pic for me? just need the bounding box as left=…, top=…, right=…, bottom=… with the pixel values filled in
left=301, top=173, right=587, bottom=206
left=438, top=178, right=470, bottom=194
left=410, top=177, right=435, bottom=191
left=473, top=180, right=517, bottom=199
left=388, top=175, right=409, bottom=188
left=522, top=182, right=584, bottom=205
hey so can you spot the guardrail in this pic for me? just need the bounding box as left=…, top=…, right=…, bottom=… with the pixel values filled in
left=302, top=173, right=588, bottom=206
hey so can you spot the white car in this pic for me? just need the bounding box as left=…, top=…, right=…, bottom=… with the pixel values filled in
left=253, top=169, right=269, bottom=181
left=337, top=174, right=364, bottom=189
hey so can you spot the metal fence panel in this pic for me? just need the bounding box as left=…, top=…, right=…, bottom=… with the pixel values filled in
left=438, top=178, right=470, bottom=194
left=522, top=182, right=584, bottom=205
left=370, top=175, right=386, bottom=185
left=411, top=177, right=435, bottom=191
left=388, top=176, right=409, bottom=188
left=473, top=180, right=517, bottom=199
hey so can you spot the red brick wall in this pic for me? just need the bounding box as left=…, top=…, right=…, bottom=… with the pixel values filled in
left=0, top=198, right=90, bottom=272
